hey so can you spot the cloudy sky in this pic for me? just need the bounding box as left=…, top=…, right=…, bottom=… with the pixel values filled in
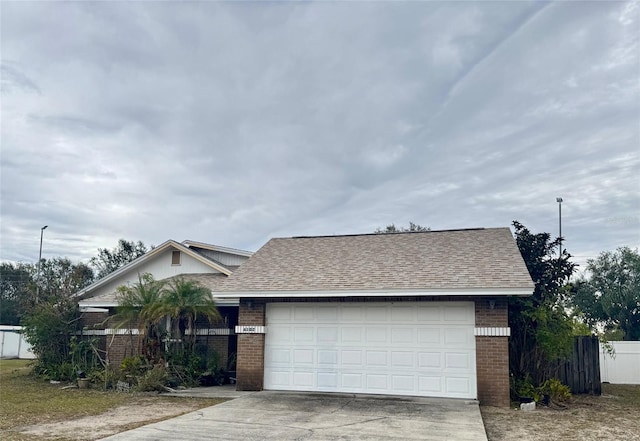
left=1, top=1, right=638, bottom=272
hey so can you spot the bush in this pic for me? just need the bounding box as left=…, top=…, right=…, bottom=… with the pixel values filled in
left=136, top=365, right=168, bottom=392
left=539, top=378, right=572, bottom=403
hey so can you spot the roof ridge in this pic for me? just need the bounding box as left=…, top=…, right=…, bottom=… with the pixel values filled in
left=290, top=227, right=493, bottom=240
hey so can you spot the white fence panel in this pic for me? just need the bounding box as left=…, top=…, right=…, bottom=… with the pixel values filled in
left=600, top=341, right=640, bottom=385
left=0, top=326, right=36, bottom=359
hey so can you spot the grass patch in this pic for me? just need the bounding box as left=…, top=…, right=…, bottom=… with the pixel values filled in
left=0, top=360, right=226, bottom=441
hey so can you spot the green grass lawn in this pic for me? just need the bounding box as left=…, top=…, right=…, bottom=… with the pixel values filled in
left=0, top=359, right=225, bottom=440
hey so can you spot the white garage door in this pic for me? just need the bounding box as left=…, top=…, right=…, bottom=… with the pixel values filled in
left=264, top=302, right=477, bottom=399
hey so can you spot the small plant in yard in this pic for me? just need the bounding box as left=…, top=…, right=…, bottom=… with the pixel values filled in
left=136, top=364, right=169, bottom=392
left=539, top=378, right=572, bottom=404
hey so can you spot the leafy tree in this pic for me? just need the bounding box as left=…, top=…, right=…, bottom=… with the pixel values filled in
left=22, top=289, right=82, bottom=380
left=36, top=257, right=94, bottom=304
left=0, top=262, right=34, bottom=325
left=22, top=258, right=94, bottom=379
left=572, top=247, right=640, bottom=341
left=509, top=221, right=577, bottom=386
left=90, top=239, right=149, bottom=279
left=157, top=278, right=221, bottom=355
left=113, top=273, right=166, bottom=360
left=375, top=222, right=430, bottom=233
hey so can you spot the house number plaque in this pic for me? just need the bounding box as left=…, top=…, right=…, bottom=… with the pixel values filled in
left=235, top=325, right=266, bottom=334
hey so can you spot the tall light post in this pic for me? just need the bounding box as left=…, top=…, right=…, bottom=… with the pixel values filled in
left=556, top=198, right=563, bottom=257
left=36, top=225, right=48, bottom=303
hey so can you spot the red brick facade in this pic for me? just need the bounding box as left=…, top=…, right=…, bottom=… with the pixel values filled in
left=236, top=301, right=266, bottom=390
left=474, top=297, right=510, bottom=407
left=235, top=297, right=512, bottom=407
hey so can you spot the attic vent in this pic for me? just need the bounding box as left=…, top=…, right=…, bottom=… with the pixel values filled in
left=171, top=251, right=181, bottom=265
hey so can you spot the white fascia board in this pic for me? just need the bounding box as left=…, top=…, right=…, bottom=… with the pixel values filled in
left=213, top=287, right=534, bottom=298
left=79, top=301, right=118, bottom=308
left=79, top=307, right=110, bottom=313
left=211, top=297, right=240, bottom=306
left=80, top=298, right=240, bottom=308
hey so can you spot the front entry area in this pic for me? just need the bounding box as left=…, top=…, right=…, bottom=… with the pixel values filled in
left=264, top=301, right=477, bottom=399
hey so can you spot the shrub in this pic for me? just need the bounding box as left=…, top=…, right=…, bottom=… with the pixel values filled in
left=136, top=364, right=168, bottom=392
left=539, top=378, right=572, bottom=403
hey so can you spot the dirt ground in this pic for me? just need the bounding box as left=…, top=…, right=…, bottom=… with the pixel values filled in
left=481, top=385, right=640, bottom=441
left=7, top=397, right=222, bottom=441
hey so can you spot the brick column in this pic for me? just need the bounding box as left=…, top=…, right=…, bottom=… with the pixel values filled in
left=236, top=300, right=265, bottom=391
left=475, top=298, right=510, bottom=407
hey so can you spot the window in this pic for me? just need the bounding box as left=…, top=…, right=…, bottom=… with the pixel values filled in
left=171, top=251, right=181, bottom=265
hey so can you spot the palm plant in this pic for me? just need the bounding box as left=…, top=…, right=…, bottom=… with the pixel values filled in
left=113, top=273, right=166, bottom=361
left=158, top=277, right=221, bottom=355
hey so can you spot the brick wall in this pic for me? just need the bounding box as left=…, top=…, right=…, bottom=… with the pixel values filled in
left=236, top=300, right=265, bottom=391
left=199, top=335, right=229, bottom=369
left=107, top=334, right=140, bottom=368
left=80, top=311, right=110, bottom=329
left=475, top=297, right=510, bottom=407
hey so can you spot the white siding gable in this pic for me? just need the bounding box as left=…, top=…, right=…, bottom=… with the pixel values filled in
left=82, top=248, right=223, bottom=304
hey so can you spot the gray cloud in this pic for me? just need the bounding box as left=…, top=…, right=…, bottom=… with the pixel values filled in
left=1, top=1, right=638, bottom=272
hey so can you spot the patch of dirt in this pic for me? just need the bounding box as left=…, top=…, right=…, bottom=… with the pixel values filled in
left=481, top=388, right=640, bottom=441
left=10, top=399, right=217, bottom=441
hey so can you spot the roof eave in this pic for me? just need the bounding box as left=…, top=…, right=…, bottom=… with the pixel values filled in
left=213, top=287, right=534, bottom=298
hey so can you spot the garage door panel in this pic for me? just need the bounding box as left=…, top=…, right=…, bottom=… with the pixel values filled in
left=268, top=348, right=291, bottom=364
left=391, top=351, right=414, bottom=367
left=341, top=307, right=364, bottom=321
left=316, top=306, right=338, bottom=320
left=444, top=305, right=473, bottom=322
left=265, top=302, right=476, bottom=399
left=268, top=370, right=292, bottom=387
left=293, top=349, right=314, bottom=364
left=341, top=327, right=362, bottom=342
left=417, top=305, right=442, bottom=321
left=418, top=351, right=442, bottom=368
left=270, top=326, right=291, bottom=342
left=392, top=375, right=415, bottom=391
left=293, top=372, right=314, bottom=387
left=341, top=350, right=362, bottom=365
left=391, top=328, right=414, bottom=344
left=366, top=374, right=388, bottom=390
left=294, top=306, right=314, bottom=320
left=294, top=327, right=314, bottom=342
left=318, top=372, right=338, bottom=388
left=418, top=328, right=441, bottom=344
left=445, top=352, right=471, bottom=369
left=365, top=351, right=388, bottom=367
left=318, top=350, right=338, bottom=365
left=317, top=327, right=338, bottom=343
left=365, top=327, right=387, bottom=343
left=444, top=328, right=472, bottom=345
left=391, top=306, right=415, bottom=321
left=342, top=373, right=363, bottom=388
left=366, top=306, right=387, bottom=321
left=419, top=376, right=443, bottom=393
left=446, top=377, right=471, bottom=395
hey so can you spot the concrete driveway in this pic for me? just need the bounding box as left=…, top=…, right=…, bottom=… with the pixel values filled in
left=100, top=391, right=488, bottom=441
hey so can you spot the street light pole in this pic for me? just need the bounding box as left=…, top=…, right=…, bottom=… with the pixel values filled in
left=556, top=198, right=563, bottom=257
left=36, top=225, right=48, bottom=303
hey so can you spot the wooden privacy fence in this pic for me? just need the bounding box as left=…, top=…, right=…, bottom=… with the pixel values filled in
left=551, top=335, right=601, bottom=395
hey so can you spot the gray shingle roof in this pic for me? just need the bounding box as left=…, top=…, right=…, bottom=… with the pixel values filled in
left=215, top=227, right=534, bottom=294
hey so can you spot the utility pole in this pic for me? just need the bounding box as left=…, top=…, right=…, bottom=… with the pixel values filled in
left=556, top=198, right=563, bottom=257
left=36, top=225, right=48, bottom=303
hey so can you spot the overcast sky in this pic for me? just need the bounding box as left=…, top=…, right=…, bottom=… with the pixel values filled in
left=1, top=1, right=638, bottom=272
